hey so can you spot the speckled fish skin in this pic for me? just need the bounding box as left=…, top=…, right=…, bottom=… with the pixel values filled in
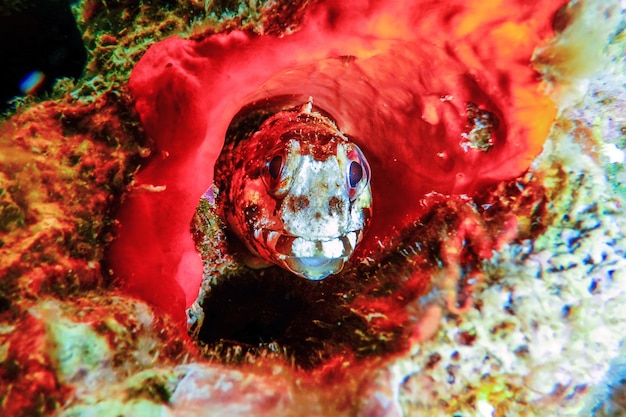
left=217, top=103, right=373, bottom=280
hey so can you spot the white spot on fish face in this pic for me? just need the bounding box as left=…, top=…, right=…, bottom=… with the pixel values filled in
left=280, top=155, right=348, bottom=240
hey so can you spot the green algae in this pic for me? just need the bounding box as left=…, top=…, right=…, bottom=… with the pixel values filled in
left=125, top=368, right=186, bottom=403
left=58, top=399, right=169, bottom=417
left=33, top=300, right=113, bottom=383
left=65, top=0, right=311, bottom=101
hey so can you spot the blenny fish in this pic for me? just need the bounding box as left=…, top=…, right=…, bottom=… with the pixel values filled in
left=213, top=101, right=372, bottom=280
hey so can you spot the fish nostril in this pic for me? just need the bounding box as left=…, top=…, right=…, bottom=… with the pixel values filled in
left=314, top=212, right=322, bottom=219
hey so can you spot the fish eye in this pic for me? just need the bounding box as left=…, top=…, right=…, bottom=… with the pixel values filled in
left=348, top=161, right=363, bottom=187
left=345, top=144, right=371, bottom=200
left=268, top=154, right=283, bottom=180
left=262, top=144, right=301, bottom=198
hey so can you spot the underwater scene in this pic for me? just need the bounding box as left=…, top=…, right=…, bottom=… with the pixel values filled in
left=0, top=0, right=625, bottom=416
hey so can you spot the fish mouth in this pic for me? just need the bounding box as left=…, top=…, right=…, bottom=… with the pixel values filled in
left=284, top=257, right=346, bottom=281
left=256, top=229, right=363, bottom=280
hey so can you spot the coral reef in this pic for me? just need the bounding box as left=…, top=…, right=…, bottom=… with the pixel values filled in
left=0, top=0, right=624, bottom=416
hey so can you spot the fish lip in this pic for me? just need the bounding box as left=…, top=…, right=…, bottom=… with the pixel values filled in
left=282, top=256, right=347, bottom=281
left=256, top=229, right=362, bottom=280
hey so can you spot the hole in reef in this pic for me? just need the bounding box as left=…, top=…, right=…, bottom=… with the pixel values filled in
left=194, top=262, right=406, bottom=369
left=197, top=268, right=311, bottom=347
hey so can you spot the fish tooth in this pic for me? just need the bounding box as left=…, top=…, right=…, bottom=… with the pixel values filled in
left=346, top=232, right=357, bottom=251
left=322, top=239, right=344, bottom=258
left=355, top=230, right=363, bottom=244
left=292, top=237, right=316, bottom=257
left=266, top=231, right=281, bottom=250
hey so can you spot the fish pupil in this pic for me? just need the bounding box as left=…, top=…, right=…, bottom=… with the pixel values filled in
left=349, top=161, right=363, bottom=188
left=268, top=155, right=283, bottom=180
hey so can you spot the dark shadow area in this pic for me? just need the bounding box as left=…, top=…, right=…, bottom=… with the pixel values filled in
left=196, top=263, right=407, bottom=369
left=198, top=268, right=313, bottom=346
left=0, top=0, right=86, bottom=112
